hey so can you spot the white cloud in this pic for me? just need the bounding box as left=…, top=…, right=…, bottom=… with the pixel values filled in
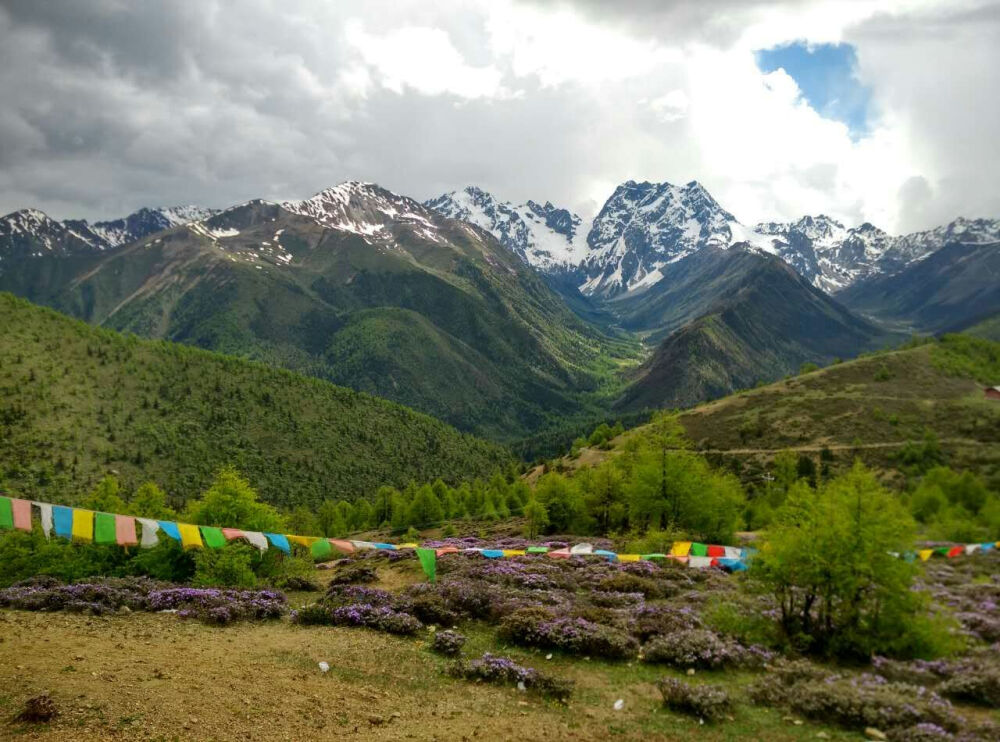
left=0, top=0, right=996, bottom=236
left=345, top=21, right=505, bottom=99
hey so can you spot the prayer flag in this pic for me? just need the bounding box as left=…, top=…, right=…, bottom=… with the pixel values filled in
left=416, top=547, right=437, bottom=582
left=200, top=526, right=226, bottom=549
left=53, top=505, right=73, bottom=539
left=502, top=549, right=526, bottom=557
left=242, top=531, right=269, bottom=552
left=526, top=546, right=549, bottom=553
left=178, top=523, right=203, bottom=550
left=72, top=509, right=94, bottom=543
left=0, top=496, right=12, bottom=530
left=94, top=512, right=117, bottom=544
left=287, top=535, right=317, bottom=549
left=570, top=543, right=593, bottom=555
left=330, top=539, right=355, bottom=554
left=617, top=554, right=640, bottom=562
left=12, top=498, right=32, bottom=531
left=350, top=540, right=376, bottom=550
left=690, top=543, right=708, bottom=557
left=265, top=533, right=290, bottom=554
left=115, top=515, right=138, bottom=547
left=374, top=543, right=397, bottom=550
left=689, top=556, right=713, bottom=569
left=435, top=546, right=459, bottom=557
left=670, top=541, right=692, bottom=557
left=397, top=543, right=419, bottom=549
left=221, top=528, right=244, bottom=541
left=311, top=539, right=333, bottom=560
left=707, top=545, right=725, bottom=558
left=137, top=518, right=160, bottom=548
left=481, top=549, right=503, bottom=558
left=157, top=521, right=181, bottom=542
left=918, top=549, right=934, bottom=561
left=37, top=502, right=53, bottom=538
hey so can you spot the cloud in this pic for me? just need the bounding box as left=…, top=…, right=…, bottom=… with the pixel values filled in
left=0, top=0, right=996, bottom=236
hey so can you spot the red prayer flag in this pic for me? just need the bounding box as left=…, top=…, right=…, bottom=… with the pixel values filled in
left=707, top=545, right=725, bottom=558
left=11, top=498, right=32, bottom=532
left=115, top=514, right=138, bottom=546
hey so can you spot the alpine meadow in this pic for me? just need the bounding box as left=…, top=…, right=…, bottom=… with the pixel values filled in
left=2, top=2, right=1000, bottom=741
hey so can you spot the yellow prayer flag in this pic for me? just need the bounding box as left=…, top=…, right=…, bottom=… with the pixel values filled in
left=178, top=523, right=204, bottom=550
left=918, top=549, right=934, bottom=562
left=502, top=549, right=526, bottom=557
left=617, top=554, right=640, bottom=562
left=398, top=543, right=419, bottom=549
left=670, top=541, right=692, bottom=557
left=286, top=535, right=317, bottom=549
left=71, top=509, right=94, bottom=543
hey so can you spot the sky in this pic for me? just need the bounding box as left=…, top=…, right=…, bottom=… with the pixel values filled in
left=0, top=0, right=998, bottom=234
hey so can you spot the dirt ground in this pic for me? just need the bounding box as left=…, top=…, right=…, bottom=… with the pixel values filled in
left=0, top=608, right=863, bottom=742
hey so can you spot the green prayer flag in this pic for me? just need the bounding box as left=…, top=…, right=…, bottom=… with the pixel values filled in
left=200, top=526, right=226, bottom=549
left=94, top=512, right=116, bottom=544
left=526, top=546, right=549, bottom=553
left=0, top=497, right=12, bottom=530
left=642, top=553, right=666, bottom=560
left=690, top=543, right=708, bottom=557
left=311, top=539, right=333, bottom=560
left=416, top=547, right=437, bottom=583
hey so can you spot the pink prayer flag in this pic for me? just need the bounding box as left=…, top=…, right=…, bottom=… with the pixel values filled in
left=547, top=548, right=572, bottom=559
left=221, top=528, right=245, bottom=540
left=435, top=546, right=460, bottom=557
left=11, top=498, right=32, bottom=531
left=329, top=539, right=355, bottom=554
left=115, top=514, right=138, bottom=546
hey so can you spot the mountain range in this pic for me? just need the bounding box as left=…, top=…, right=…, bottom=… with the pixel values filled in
left=2, top=177, right=996, bottom=443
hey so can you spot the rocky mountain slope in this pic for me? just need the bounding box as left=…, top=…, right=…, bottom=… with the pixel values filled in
left=0, top=183, right=634, bottom=441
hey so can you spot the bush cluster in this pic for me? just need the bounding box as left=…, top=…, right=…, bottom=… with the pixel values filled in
left=642, top=629, right=772, bottom=670
left=448, top=653, right=573, bottom=701
left=657, top=678, right=732, bottom=721
left=498, top=608, right=639, bottom=659
left=431, top=629, right=467, bottom=657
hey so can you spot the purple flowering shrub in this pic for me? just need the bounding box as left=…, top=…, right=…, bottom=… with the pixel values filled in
left=631, top=604, right=704, bottom=642
left=431, top=629, right=467, bottom=656
left=328, top=563, right=378, bottom=586
left=0, top=577, right=287, bottom=625
left=498, top=607, right=639, bottom=659
left=658, top=678, right=732, bottom=721
left=293, top=584, right=423, bottom=635
left=448, top=653, right=574, bottom=701
left=642, top=629, right=772, bottom=669
left=749, top=664, right=962, bottom=735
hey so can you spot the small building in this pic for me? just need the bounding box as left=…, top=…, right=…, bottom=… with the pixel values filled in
left=986, top=386, right=1000, bottom=401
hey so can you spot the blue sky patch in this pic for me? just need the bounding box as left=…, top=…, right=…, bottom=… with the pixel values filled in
left=756, top=42, right=872, bottom=139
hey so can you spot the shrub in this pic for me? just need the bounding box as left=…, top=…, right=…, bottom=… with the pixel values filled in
left=642, top=630, right=771, bottom=670
left=749, top=670, right=961, bottom=734
left=328, top=563, right=378, bottom=586
left=448, top=653, right=573, bottom=701
left=938, top=671, right=1000, bottom=707
left=657, top=678, right=732, bottom=721
left=192, top=543, right=257, bottom=588
left=431, top=629, right=467, bottom=657
left=498, top=609, right=638, bottom=659
left=598, top=573, right=662, bottom=598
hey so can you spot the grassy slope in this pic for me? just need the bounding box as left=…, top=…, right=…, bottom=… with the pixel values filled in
left=0, top=293, right=511, bottom=508
left=614, top=254, right=896, bottom=413
left=0, top=572, right=860, bottom=742
left=568, top=337, right=1000, bottom=487
left=0, top=203, right=640, bottom=442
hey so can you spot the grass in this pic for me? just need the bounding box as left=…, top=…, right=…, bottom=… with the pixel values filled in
left=1, top=582, right=862, bottom=742
left=603, top=339, right=1000, bottom=487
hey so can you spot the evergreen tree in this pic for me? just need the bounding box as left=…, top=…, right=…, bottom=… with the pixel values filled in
left=523, top=497, right=549, bottom=539
left=184, top=466, right=285, bottom=532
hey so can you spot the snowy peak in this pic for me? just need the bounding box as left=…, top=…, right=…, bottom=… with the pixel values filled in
left=86, top=205, right=218, bottom=247
left=425, top=186, right=589, bottom=270
left=283, top=181, right=440, bottom=239
left=579, top=179, right=747, bottom=297
left=751, top=215, right=1000, bottom=292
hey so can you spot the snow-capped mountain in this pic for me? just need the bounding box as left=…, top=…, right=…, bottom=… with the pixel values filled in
left=283, top=181, right=447, bottom=244
left=755, top=215, right=1000, bottom=292
left=579, top=180, right=773, bottom=297
left=424, top=187, right=589, bottom=270
left=0, top=205, right=218, bottom=259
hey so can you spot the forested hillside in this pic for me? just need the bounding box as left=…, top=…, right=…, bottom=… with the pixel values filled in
left=0, top=294, right=511, bottom=507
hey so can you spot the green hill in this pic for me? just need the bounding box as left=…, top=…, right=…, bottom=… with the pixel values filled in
left=0, top=293, right=512, bottom=508
left=0, top=191, right=638, bottom=441
left=614, top=251, right=896, bottom=412
left=569, top=336, right=1000, bottom=488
